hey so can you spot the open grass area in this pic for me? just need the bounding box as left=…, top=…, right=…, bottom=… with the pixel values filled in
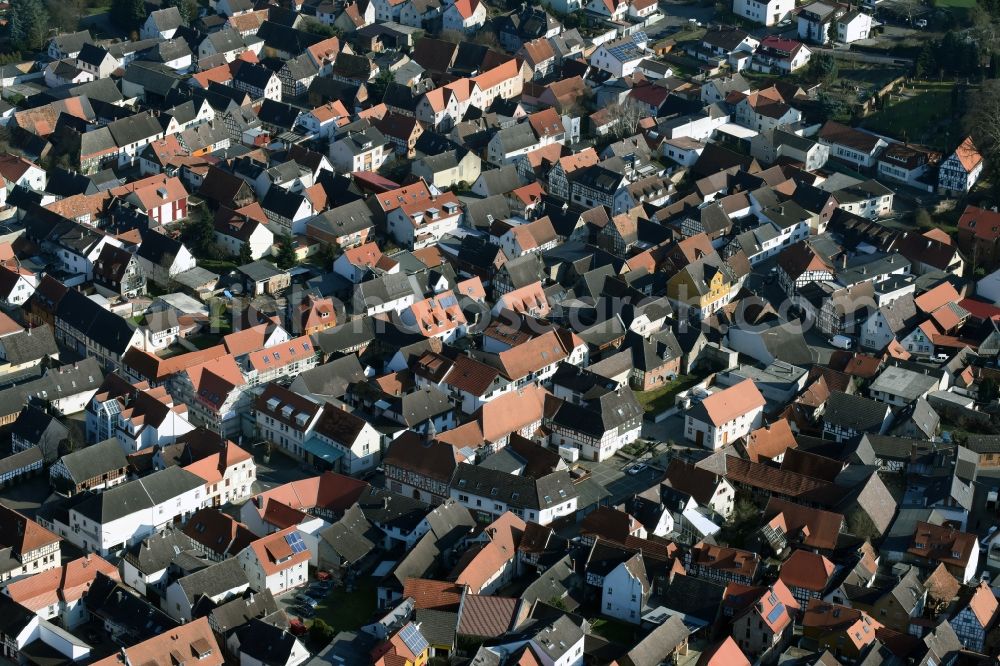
left=590, top=618, right=640, bottom=645
left=313, top=578, right=379, bottom=633
left=861, top=85, right=955, bottom=150
left=199, top=259, right=238, bottom=274
left=934, top=0, right=975, bottom=7
left=635, top=375, right=700, bottom=413
left=186, top=334, right=223, bottom=349
left=84, top=1, right=111, bottom=15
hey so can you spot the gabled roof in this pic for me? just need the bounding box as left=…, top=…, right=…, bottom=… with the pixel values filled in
left=687, top=379, right=765, bottom=427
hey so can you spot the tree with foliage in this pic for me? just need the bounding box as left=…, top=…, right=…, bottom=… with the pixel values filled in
left=312, top=242, right=341, bottom=270
left=110, top=0, right=147, bottom=33
left=46, top=0, right=84, bottom=35
left=809, top=54, right=838, bottom=83
left=367, top=67, right=395, bottom=103
left=309, top=619, right=334, bottom=645
left=915, top=42, right=937, bottom=79
left=301, top=18, right=339, bottom=37
left=180, top=209, right=218, bottom=259
left=9, top=0, right=49, bottom=52
left=915, top=208, right=934, bottom=229
left=162, top=0, right=197, bottom=23
left=980, top=377, right=999, bottom=403
left=238, top=242, right=253, bottom=265
left=275, top=234, right=297, bottom=269
left=816, top=92, right=848, bottom=123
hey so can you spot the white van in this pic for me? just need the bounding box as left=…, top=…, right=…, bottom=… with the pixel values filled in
left=830, top=335, right=853, bottom=350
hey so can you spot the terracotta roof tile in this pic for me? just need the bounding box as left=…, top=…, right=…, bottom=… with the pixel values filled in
left=403, top=578, right=464, bottom=610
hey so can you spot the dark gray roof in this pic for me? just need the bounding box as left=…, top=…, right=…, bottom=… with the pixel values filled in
left=203, top=27, right=245, bottom=54
left=84, top=573, right=178, bottom=641
left=208, top=590, right=279, bottom=635
left=355, top=272, right=424, bottom=307
left=50, top=30, right=94, bottom=54
left=107, top=111, right=164, bottom=148
left=550, top=389, right=642, bottom=439
left=239, top=259, right=285, bottom=282
left=282, top=53, right=319, bottom=81
left=313, top=317, right=378, bottom=356
left=319, top=504, right=377, bottom=564
left=450, top=466, right=578, bottom=511
left=520, top=555, right=584, bottom=610
left=56, top=438, right=128, bottom=484
left=177, top=557, right=249, bottom=602
left=123, top=529, right=200, bottom=575
left=74, top=466, right=205, bottom=524
left=149, top=6, right=184, bottom=31
left=963, top=434, right=1000, bottom=454
left=56, top=290, right=137, bottom=356
left=624, top=615, right=690, bottom=666
left=475, top=165, right=522, bottom=195
left=289, top=355, right=365, bottom=399
left=413, top=609, right=457, bottom=650
left=0, top=358, right=104, bottom=420
left=236, top=618, right=300, bottom=662
left=0, top=447, right=42, bottom=476
left=659, top=573, right=725, bottom=624
left=385, top=530, right=441, bottom=589
left=334, top=126, right=388, bottom=156
left=0, top=325, right=58, bottom=365
left=234, top=62, right=278, bottom=91
left=824, top=391, right=890, bottom=433
left=309, top=199, right=377, bottom=237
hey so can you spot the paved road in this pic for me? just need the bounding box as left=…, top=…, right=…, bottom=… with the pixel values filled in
left=577, top=456, right=663, bottom=504
left=0, top=475, right=57, bottom=518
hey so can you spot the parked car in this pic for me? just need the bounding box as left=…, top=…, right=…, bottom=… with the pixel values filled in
left=306, top=586, right=327, bottom=600
left=830, top=334, right=853, bottom=350
left=915, top=18, right=927, bottom=27
left=627, top=463, right=647, bottom=476
left=292, top=605, right=316, bottom=618
left=295, top=594, right=319, bottom=608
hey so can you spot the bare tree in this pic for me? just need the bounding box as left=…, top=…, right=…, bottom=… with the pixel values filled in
left=964, top=79, right=1000, bottom=183
left=607, top=99, right=648, bottom=140
left=895, top=0, right=922, bottom=24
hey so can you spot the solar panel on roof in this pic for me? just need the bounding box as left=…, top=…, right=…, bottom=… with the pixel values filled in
left=399, top=624, right=429, bottom=656
left=766, top=602, right=785, bottom=625
left=284, top=532, right=307, bottom=554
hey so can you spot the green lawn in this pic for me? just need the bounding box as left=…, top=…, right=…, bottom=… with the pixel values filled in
left=861, top=87, right=955, bottom=149
left=312, top=578, right=379, bottom=633
left=84, top=1, right=111, bottom=15
left=186, top=334, right=223, bottom=349
left=934, top=0, right=975, bottom=7
left=590, top=618, right=640, bottom=645
left=635, top=375, right=699, bottom=414
left=200, top=259, right=239, bottom=274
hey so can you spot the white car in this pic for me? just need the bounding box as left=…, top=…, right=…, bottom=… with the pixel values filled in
left=830, top=334, right=853, bottom=350
left=915, top=18, right=927, bottom=27
left=627, top=463, right=647, bottom=476
left=932, top=352, right=950, bottom=362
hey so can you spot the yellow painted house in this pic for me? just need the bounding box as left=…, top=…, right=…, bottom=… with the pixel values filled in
left=374, top=622, right=431, bottom=666
left=666, top=255, right=736, bottom=320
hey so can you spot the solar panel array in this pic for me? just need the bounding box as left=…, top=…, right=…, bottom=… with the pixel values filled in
left=399, top=624, right=429, bottom=656
left=766, top=602, right=786, bottom=625
left=285, top=532, right=308, bottom=554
